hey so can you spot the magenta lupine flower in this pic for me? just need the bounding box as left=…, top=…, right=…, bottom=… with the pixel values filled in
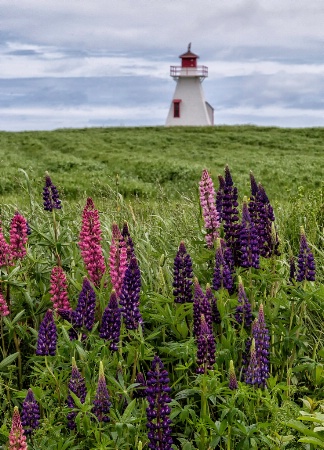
left=36, top=309, right=57, bottom=356
left=206, top=285, right=221, bottom=325
left=238, top=198, right=260, bottom=269
left=297, top=227, right=316, bottom=282
left=43, top=175, right=62, bottom=212
left=78, top=197, right=106, bottom=287
left=21, top=389, right=40, bottom=435
left=0, top=222, right=12, bottom=267
left=173, top=241, right=193, bottom=304
left=67, top=357, right=87, bottom=430
left=216, top=175, right=225, bottom=221
left=9, top=212, right=28, bottom=261
left=100, top=291, right=121, bottom=351
left=196, top=315, right=216, bottom=374
left=9, top=407, right=28, bottom=450
left=146, top=355, right=173, bottom=450
left=222, top=165, right=240, bottom=263
left=49, top=266, right=72, bottom=310
left=199, top=169, right=220, bottom=248
left=119, top=257, right=143, bottom=330
left=193, top=279, right=212, bottom=338
left=109, top=223, right=128, bottom=297
left=229, top=360, right=238, bottom=390
left=0, top=292, right=10, bottom=316
left=122, top=221, right=136, bottom=263
left=92, top=361, right=111, bottom=422
left=234, top=276, right=252, bottom=329
left=213, top=238, right=233, bottom=292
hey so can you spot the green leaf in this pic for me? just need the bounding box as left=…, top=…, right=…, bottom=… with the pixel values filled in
left=0, top=352, right=19, bottom=371
left=298, top=437, right=324, bottom=447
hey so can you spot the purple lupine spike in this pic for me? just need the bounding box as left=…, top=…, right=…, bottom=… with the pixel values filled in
left=297, top=227, right=316, bottom=282
left=244, top=338, right=259, bottom=386
left=119, top=256, right=143, bottom=330
left=100, top=290, right=121, bottom=351
left=36, top=309, right=57, bottom=356
left=229, top=360, right=238, bottom=390
left=199, top=169, right=220, bottom=248
left=109, top=223, right=128, bottom=297
left=0, top=292, right=10, bottom=316
left=216, top=175, right=225, bottom=221
left=67, top=357, right=87, bottom=430
left=0, top=221, right=12, bottom=267
left=122, top=221, right=136, bottom=263
left=213, top=238, right=233, bottom=292
left=9, top=212, right=28, bottom=261
left=9, top=407, right=28, bottom=450
left=26, top=221, right=32, bottom=236
left=248, top=172, right=259, bottom=226
left=21, top=388, right=40, bottom=435
left=234, top=276, right=252, bottom=329
left=172, top=241, right=193, bottom=304
left=43, top=174, right=62, bottom=212
left=206, top=284, right=221, bottom=325
left=146, top=355, right=173, bottom=450
left=193, top=279, right=213, bottom=338
left=238, top=198, right=260, bottom=269
left=73, top=277, right=96, bottom=332
left=133, top=372, right=147, bottom=399
left=92, top=361, right=111, bottom=423
left=222, top=165, right=240, bottom=263
left=250, top=172, right=259, bottom=198
left=196, top=315, right=216, bottom=374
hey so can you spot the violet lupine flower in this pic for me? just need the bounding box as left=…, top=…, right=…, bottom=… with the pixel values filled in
left=196, top=315, right=216, bottom=374
left=254, top=184, right=279, bottom=258
left=238, top=198, right=260, bottom=269
left=36, top=309, right=57, bottom=356
left=229, top=360, right=238, bottom=390
left=43, top=175, right=61, bottom=212
left=297, top=227, right=316, bottom=282
left=92, top=361, right=111, bottom=423
left=21, top=389, right=40, bottom=435
left=100, top=290, right=121, bottom=351
left=9, top=212, right=28, bottom=261
left=49, top=266, right=72, bottom=310
left=67, top=357, right=87, bottom=430
left=73, top=277, right=96, bottom=332
left=0, top=292, right=10, bottom=316
left=109, top=223, right=128, bottom=297
left=248, top=172, right=259, bottom=225
left=193, top=279, right=212, bottom=338
left=234, top=276, right=252, bottom=329
left=173, top=241, right=193, bottom=304
left=9, top=406, right=28, bottom=450
left=206, top=285, right=221, bottom=325
left=244, top=338, right=259, bottom=386
left=213, top=238, right=233, bottom=292
left=199, top=169, right=220, bottom=248
left=146, top=355, right=173, bottom=450
left=133, top=372, right=147, bottom=399
left=216, top=175, right=225, bottom=221
left=222, top=165, right=240, bottom=263
left=119, top=256, right=143, bottom=330
left=122, top=221, right=136, bottom=263
left=78, top=197, right=106, bottom=287
left=0, top=222, right=12, bottom=267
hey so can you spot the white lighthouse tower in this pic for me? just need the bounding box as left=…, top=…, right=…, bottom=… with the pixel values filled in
left=165, top=44, right=214, bottom=126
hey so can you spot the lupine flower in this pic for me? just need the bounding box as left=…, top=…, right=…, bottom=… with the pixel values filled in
left=289, top=254, right=296, bottom=283
left=206, top=285, right=221, bottom=324
left=229, top=360, right=238, bottom=390
left=43, top=175, right=61, bottom=212
left=109, top=223, right=128, bottom=297
left=196, top=315, right=216, bottom=374
left=119, top=256, right=143, bottom=330
left=100, top=290, right=121, bottom=351
left=234, top=276, right=252, bottom=329
left=244, top=338, right=259, bottom=386
left=78, top=197, right=106, bottom=287
left=296, top=227, right=316, bottom=282
left=238, top=198, right=260, bottom=269
left=26, top=222, right=32, bottom=236
left=49, top=266, right=72, bottom=310
left=122, top=221, right=136, bottom=263
left=21, top=389, right=40, bottom=435
left=36, top=309, right=57, bottom=356
left=193, top=279, right=212, bottom=338
left=248, top=172, right=259, bottom=225
left=133, top=372, right=147, bottom=399
left=92, top=361, right=111, bottom=422
left=146, top=355, right=173, bottom=450
left=72, top=277, right=96, bottom=333
left=216, top=175, right=225, bottom=221
left=9, top=212, right=28, bottom=260
left=9, top=406, right=28, bottom=450
left=254, top=184, right=279, bottom=258
left=222, top=165, right=240, bottom=263
left=0, top=292, right=10, bottom=316
left=199, top=169, right=220, bottom=248
left=173, top=241, right=193, bottom=304
left=67, top=357, right=87, bottom=430
left=0, top=222, right=12, bottom=267
left=213, top=238, right=233, bottom=292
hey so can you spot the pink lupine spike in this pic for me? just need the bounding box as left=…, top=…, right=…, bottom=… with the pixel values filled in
left=9, top=406, right=28, bottom=450
left=109, top=223, right=128, bottom=297
left=0, top=292, right=10, bottom=316
left=78, top=197, right=106, bottom=287
left=10, top=212, right=28, bottom=261
left=199, top=169, right=220, bottom=248
left=0, top=221, right=12, bottom=267
left=49, top=266, right=72, bottom=310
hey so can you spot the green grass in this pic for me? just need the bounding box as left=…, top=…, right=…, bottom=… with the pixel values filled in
left=1, top=125, right=323, bottom=206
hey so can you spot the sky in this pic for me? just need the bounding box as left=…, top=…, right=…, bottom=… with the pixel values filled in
left=0, top=0, right=324, bottom=131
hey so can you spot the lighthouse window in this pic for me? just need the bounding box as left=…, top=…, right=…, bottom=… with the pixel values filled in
left=173, top=100, right=181, bottom=118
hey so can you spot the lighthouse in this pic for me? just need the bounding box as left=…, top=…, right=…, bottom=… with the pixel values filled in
left=165, top=44, right=214, bottom=126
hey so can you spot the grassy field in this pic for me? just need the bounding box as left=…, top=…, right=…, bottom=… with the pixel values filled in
left=1, top=125, right=323, bottom=206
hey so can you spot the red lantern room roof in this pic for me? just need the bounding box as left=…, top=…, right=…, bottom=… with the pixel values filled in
left=179, top=43, right=199, bottom=59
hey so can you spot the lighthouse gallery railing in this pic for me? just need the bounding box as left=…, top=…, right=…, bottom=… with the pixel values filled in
left=170, top=66, right=208, bottom=78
